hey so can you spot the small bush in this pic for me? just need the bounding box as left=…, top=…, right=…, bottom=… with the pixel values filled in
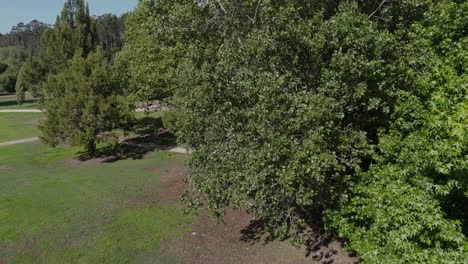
left=0, top=62, right=7, bottom=74
left=0, top=73, right=17, bottom=93
left=161, top=111, right=178, bottom=133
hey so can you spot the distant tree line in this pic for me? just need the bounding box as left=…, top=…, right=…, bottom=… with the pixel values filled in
left=0, top=20, right=50, bottom=55
left=0, top=9, right=127, bottom=95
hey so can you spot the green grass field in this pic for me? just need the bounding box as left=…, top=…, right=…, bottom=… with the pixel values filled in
left=0, top=108, right=317, bottom=264
left=0, top=113, right=43, bottom=142
left=0, top=97, right=40, bottom=110
left=0, top=142, right=192, bottom=264
left=0, top=105, right=162, bottom=143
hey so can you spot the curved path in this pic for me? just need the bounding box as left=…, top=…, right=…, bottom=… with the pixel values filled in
left=0, top=109, right=147, bottom=113
left=0, top=136, right=190, bottom=154
left=0, top=109, right=188, bottom=153
left=0, top=137, right=40, bottom=147
left=0, top=109, right=43, bottom=113
left=0, top=94, right=16, bottom=99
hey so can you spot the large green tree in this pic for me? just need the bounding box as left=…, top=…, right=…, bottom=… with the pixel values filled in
left=39, top=0, right=132, bottom=156
left=329, top=1, right=468, bottom=262
left=122, top=0, right=199, bottom=109
left=124, top=0, right=467, bottom=262
left=176, top=0, right=403, bottom=238
left=40, top=50, right=133, bottom=156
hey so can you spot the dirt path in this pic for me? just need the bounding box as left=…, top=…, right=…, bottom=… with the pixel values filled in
left=0, top=137, right=40, bottom=147
left=120, top=141, right=190, bottom=154
left=0, top=109, right=146, bottom=113
left=0, top=136, right=191, bottom=155
left=0, top=109, right=43, bottom=113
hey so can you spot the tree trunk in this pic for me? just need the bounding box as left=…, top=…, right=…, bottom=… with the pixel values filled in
left=87, top=140, right=96, bottom=157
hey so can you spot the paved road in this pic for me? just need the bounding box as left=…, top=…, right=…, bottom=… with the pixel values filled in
left=0, top=137, right=40, bottom=147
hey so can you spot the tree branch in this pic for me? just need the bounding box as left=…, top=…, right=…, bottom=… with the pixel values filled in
left=215, top=0, right=227, bottom=14
left=368, top=0, right=388, bottom=18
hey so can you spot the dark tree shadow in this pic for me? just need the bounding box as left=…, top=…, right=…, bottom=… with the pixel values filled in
left=239, top=210, right=358, bottom=263
left=427, top=167, right=468, bottom=237
left=0, top=99, right=37, bottom=108
left=75, top=116, right=177, bottom=162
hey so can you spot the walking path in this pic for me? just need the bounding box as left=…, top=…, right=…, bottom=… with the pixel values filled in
left=0, top=109, right=43, bottom=113
left=120, top=141, right=191, bottom=154
left=0, top=108, right=189, bottom=153
left=0, top=109, right=147, bottom=113
left=0, top=136, right=190, bottom=154
left=0, top=137, right=40, bottom=147
left=0, top=94, right=16, bottom=99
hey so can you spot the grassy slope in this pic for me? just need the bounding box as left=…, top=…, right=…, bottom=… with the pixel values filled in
left=0, top=143, right=192, bottom=264
left=0, top=113, right=43, bottom=142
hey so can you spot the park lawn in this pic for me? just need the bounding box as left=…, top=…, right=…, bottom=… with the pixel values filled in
left=0, top=97, right=40, bottom=110
left=0, top=113, right=43, bottom=142
left=0, top=142, right=193, bottom=264
left=0, top=111, right=165, bottom=143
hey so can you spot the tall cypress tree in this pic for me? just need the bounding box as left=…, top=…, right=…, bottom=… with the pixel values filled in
left=41, top=0, right=97, bottom=73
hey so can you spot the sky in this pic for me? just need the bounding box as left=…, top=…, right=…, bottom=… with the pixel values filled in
left=0, top=0, right=138, bottom=34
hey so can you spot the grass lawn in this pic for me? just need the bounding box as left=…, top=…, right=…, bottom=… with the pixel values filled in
left=0, top=97, right=40, bottom=110
left=0, top=142, right=193, bottom=264
left=0, top=110, right=326, bottom=264
left=0, top=110, right=161, bottom=143
left=0, top=113, right=43, bottom=142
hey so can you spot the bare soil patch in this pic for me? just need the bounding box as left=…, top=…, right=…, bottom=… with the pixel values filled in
left=0, top=165, right=15, bottom=172
left=140, top=162, right=358, bottom=263
left=155, top=166, right=189, bottom=205
left=123, top=164, right=189, bottom=209
left=169, top=208, right=358, bottom=264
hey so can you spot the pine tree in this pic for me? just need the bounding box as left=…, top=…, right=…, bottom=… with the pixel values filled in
left=16, top=57, right=46, bottom=100
left=40, top=49, right=133, bottom=156
left=15, top=66, right=26, bottom=106
left=41, top=0, right=97, bottom=74
left=39, top=0, right=130, bottom=156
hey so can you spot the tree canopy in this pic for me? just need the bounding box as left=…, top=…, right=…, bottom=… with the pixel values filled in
left=123, top=0, right=467, bottom=262
left=40, top=49, right=133, bottom=155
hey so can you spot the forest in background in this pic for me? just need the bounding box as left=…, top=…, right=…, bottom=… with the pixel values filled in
left=0, top=13, right=126, bottom=95
left=1, top=0, right=467, bottom=263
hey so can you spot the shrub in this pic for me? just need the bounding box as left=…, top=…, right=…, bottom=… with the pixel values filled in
left=0, top=73, right=17, bottom=93
left=161, top=111, right=178, bottom=134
